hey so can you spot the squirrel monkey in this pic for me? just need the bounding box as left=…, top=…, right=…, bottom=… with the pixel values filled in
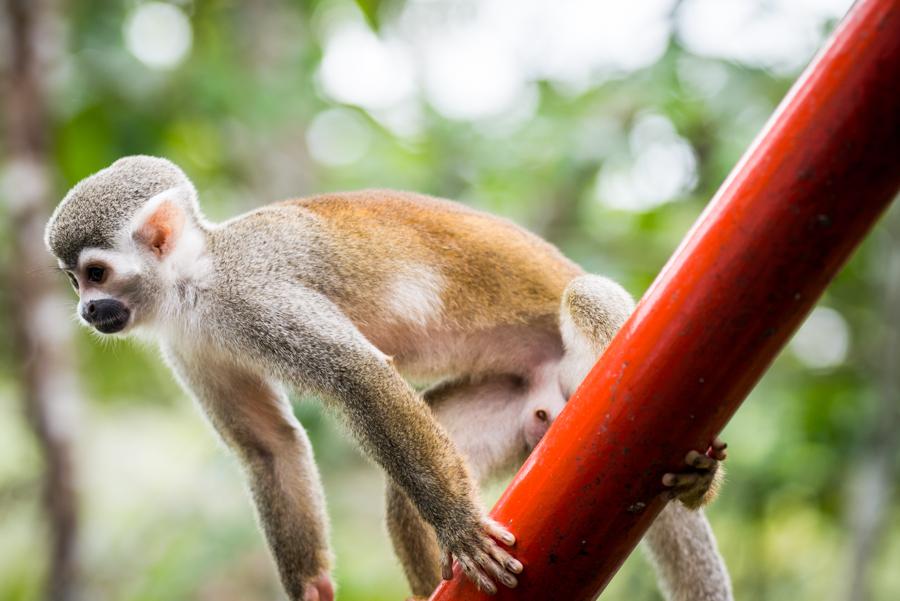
left=45, top=156, right=731, bottom=601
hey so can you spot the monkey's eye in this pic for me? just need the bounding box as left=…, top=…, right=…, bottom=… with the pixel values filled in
left=86, top=266, right=106, bottom=283
left=535, top=409, right=548, bottom=422
left=65, top=271, right=79, bottom=291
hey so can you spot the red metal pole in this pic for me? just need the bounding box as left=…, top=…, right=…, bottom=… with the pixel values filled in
left=430, top=1, right=900, bottom=599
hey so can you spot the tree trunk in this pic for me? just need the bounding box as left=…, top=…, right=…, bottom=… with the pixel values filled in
left=3, top=1, right=82, bottom=600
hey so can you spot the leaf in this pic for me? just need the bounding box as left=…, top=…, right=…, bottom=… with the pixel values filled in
left=355, top=0, right=382, bottom=31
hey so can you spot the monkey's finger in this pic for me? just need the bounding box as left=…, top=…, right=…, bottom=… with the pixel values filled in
left=685, top=450, right=717, bottom=471
left=476, top=548, right=517, bottom=589
left=482, top=518, right=516, bottom=547
left=482, top=539, right=521, bottom=585
left=662, top=472, right=701, bottom=488
left=303, top=587, right=320, bottom=601
left=481, top=518, right=523, bottom=573
left=485, top=537, right=523, bottom=575
left=458, top=555, right=497, bottom=595
left=441, top=551, right=453, bottom=581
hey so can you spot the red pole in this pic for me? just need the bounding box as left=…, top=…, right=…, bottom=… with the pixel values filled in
left=430, top=1, right=900, bottom=599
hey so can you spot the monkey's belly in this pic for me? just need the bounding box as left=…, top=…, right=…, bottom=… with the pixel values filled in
left=364, top=322, right=564, bottom=383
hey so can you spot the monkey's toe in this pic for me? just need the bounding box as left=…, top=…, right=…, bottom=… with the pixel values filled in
left=662, top=472, right=702, bottom=488
left=685, top=450, right=717, bottom=470
left=711, top=438, right=728, bottom=461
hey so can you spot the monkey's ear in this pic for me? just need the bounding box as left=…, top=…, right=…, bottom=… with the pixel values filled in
left=132, top=193, right=185, bottom=259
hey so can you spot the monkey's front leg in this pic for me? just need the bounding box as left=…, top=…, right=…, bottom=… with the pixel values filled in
left=329, top=362, right=523, bottom=595
left=233, top=291, right=523, bottom=594
left=166, top=350, right=334, bottom=601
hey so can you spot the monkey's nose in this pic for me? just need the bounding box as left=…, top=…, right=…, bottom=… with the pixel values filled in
left=82, top=299, right=130, bottom=333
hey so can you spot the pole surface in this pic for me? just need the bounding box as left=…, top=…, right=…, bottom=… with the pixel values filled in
left=430, top=0, right=900, bottom=599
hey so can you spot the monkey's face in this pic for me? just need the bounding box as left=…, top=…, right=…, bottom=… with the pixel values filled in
left=61, top=247, right=155, bottom=335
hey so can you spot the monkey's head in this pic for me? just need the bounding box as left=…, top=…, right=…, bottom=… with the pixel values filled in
left=45, top=156, right=207, bottom=335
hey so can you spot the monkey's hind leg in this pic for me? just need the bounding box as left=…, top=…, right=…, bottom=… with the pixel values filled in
left=557, top=274, right=733, bottom=601
left=557, top=274, right=635, bottom=395
left=386, top=482, right=444, bottom=600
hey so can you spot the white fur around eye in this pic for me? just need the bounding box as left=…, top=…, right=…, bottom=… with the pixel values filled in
left=78, top=247, right=140, bottom=279
left=387, top=266, right=444, bottom=327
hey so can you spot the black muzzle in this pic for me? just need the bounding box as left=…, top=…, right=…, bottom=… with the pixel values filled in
left=82, top=299, right=131, bottom=334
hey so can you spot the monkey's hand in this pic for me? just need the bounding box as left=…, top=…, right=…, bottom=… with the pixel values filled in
left=302, top=571, right=335, bottom=601
left=662, top=437, right=727, bottom=510
left=438, top=515, right=523, bottom=595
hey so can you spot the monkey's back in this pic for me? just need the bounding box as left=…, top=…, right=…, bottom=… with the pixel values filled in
left=285, top=190, right=582, bottom=328
left=210, top=189, right=581, bottom=377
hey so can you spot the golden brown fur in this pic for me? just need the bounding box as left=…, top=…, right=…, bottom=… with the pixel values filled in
left=290, top=190, right=581, bottom=331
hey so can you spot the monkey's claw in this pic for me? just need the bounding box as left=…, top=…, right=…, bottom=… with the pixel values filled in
left=662, top=437, right=727, bottom=509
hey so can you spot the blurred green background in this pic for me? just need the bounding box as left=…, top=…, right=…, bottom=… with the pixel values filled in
left=1, top=1, right=898, bottom=600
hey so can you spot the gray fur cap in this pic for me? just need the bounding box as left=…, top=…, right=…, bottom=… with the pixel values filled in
left=45, top=155, right=195, bottom=266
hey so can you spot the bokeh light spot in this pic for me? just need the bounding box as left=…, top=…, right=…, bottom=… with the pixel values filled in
left=305, top=108, right=373, bottom=167
left=595, top=114, right=697, bottom=211
left=318, top=22, right=416, bottom=111
left=124, top=2, right=193, bottom=70
left=790, top=306, right=850, bottom=369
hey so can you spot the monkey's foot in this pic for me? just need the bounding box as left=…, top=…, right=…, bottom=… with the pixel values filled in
left=662, top=437, right=727, bottom=509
